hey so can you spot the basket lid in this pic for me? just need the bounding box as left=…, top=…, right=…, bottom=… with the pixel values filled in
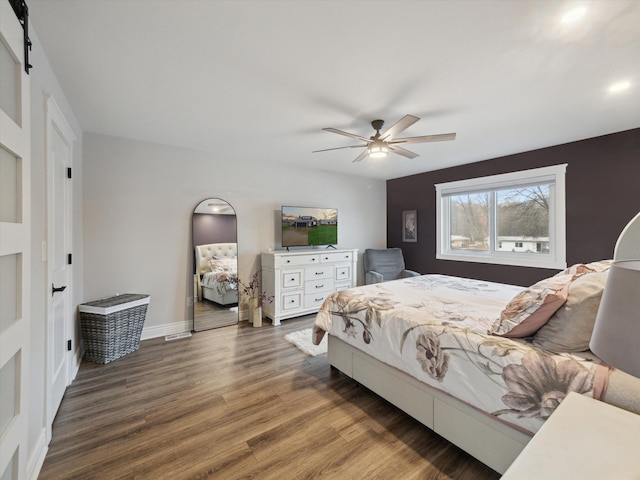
left=79, top=294, right=150, bottom=315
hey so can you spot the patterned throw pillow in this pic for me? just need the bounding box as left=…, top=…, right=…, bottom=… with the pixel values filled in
left=210, top=256, right=237, bottom=272
left=490, top=260, right=612, bottom=338
left=554, top=259, right=612, bottom=278
left=490, top=274, right=573, bottom=338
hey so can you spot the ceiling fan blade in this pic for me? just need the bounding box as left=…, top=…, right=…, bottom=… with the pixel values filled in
left=323, top=127, right=371, bottom=143
left=388, top=145, right=419, bottom=159
left=352, top=149, right=370, bottom=163
left=312, top=145, right=367, bottom=153
left=390, top=132, right=457, bottom=144
left=380, top=115, right=420, bottom=140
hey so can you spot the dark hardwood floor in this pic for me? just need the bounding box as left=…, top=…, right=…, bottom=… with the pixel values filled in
left=39, top=315, right=500, bottom=480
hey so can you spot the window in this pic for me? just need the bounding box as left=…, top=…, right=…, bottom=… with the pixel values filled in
left=436, top=164, right=567, bottom=269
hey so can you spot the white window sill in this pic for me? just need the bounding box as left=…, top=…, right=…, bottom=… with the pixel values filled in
left=437, top=251, right=566, bottom=270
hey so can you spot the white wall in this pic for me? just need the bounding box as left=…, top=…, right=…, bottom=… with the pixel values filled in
left=83, top=133, right=387, bottom=337
left=24, top=12, right=383, bottom=479
left=27, top=26, right=84, bottom=478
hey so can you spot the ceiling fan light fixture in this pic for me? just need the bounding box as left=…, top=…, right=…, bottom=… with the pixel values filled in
left=315, top=114, right=456, bottom=163
left=368, top=143, right=388, bottom=158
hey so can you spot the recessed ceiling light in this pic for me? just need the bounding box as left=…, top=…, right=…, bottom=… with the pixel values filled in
left=608, top=81, right=631, bottom=94
left=561, top=6, right=587, bottom=24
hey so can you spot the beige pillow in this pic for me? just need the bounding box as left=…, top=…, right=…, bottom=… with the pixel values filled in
left=532, top=271, right=608, bottom=353
left=489, top=274, right=573, bottom=338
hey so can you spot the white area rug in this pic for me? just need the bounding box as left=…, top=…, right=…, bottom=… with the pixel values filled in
left=284, top=328, right=327, bottom=356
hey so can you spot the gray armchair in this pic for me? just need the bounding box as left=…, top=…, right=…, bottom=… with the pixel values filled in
left=363, top=248, right=421, bottom=285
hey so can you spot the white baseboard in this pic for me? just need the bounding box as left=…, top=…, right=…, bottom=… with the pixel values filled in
left=141, top=319, right=192, bottom=340
left=27, top=429, right=48, bottom=480
left=140, top=315, right=255, bottom=340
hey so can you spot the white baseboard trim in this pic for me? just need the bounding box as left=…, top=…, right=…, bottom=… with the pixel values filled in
left=141, top=320, right=192, bottom=340
left=27, top=429, right=48, bottom=480
left=140, top=316, right=255, bottom=340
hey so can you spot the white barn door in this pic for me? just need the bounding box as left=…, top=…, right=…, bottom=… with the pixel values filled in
left=0, top=2, right=31, bottom=479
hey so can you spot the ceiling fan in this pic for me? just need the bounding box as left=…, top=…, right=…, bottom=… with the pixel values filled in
left=313, top=115, right=456, bottom=163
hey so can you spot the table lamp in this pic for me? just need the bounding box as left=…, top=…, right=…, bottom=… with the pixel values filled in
left=590, top=260, right=640, bottom=378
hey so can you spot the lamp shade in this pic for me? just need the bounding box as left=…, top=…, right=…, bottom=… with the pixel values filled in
left=589, top=260, right=640, bottom=378
left=368, top=140, right=388, bottom=158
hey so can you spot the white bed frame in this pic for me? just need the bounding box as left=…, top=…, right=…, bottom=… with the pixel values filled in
left=195, top=243, right=238, bottom=305
left=327, top=211, right=640, bottom=474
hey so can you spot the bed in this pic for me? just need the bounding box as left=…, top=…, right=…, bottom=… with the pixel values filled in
left=195, top=243, right=238, bottom=305
left=313, top=213, right=640, bottom=474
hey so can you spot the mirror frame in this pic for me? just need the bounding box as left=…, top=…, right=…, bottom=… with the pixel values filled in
left=192, top=198, right=238, bottom=331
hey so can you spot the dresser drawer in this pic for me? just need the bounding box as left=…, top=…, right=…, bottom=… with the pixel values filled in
left=305, top=265, right=333, bottom=280
left=280, top=254, right=320, bottom=267
left=281, top=270, right=303, bottom=288
left=304, top=292, right=328, bottom=308
left=305, top=278, right=334, bottom=293
left=335, top=266, right=351, bottom=281
left=282, top=292, right=302, bottom=310
left=321, top=251, right=353, bottom=263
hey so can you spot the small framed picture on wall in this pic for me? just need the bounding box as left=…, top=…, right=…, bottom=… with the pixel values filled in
left=402, top=210, right=417, bottom=243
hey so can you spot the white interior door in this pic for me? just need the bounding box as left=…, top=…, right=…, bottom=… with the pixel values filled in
left=0, top=3, right=31, bottom=479
left=45, top=95, right=75, bottom=440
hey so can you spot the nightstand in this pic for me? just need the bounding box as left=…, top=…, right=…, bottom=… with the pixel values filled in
left=501, top=392, right=640, bottom=479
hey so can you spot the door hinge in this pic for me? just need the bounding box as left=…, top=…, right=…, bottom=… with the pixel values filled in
left=67, top=339, right=72, bottom=351
left=67, top=167, right=72, bottom=179
left=68, top=253, right=72, bottom=265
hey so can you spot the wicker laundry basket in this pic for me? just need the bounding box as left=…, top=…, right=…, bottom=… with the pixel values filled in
left=79, top=294, right=150, bottom=364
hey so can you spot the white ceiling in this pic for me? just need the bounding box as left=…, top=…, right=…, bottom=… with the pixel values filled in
left=28, top=0, right=640, bottom=180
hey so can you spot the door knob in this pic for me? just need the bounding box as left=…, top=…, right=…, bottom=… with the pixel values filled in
left=52, top=284, right=67, bottom=296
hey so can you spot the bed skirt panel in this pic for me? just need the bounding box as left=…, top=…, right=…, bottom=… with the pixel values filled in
left=328, top=335, right=532, bottom=474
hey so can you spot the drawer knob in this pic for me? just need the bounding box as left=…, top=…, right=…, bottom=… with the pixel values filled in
left=315, top=297, right=323, bottom=301
left=316, top=271, right=324, bottom=275
left=316, top=284, right=324, bottom=289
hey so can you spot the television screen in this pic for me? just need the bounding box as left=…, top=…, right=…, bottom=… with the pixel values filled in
left=281, top=206, right=338, bottom=247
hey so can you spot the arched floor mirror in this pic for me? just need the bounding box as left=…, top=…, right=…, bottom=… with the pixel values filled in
left=192, top=198, right=239, bottom=331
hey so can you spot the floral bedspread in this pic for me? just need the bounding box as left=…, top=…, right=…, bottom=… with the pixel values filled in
left=313, top=275, right=609, bottom=434
left=202, top=267, right=238, bottom=295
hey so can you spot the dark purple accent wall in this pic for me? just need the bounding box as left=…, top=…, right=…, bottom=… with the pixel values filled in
left=192, top=213, right=237, bottom=246
left=387, top=128, right=640, bottom=287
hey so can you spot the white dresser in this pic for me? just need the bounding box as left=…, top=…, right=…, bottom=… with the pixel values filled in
left=261, top=249, right=358, bottom=325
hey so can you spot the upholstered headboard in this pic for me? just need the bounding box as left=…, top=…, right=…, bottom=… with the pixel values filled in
left=195, top=243, right=237, bottom=276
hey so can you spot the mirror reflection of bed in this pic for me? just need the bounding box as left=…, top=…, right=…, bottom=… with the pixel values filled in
left=192, top=199, right=239, bottom=331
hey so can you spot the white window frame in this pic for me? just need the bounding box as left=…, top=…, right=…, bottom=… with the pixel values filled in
left=435, top=164, right=567, bottom=269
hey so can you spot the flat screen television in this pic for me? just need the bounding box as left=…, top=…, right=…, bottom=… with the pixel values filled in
left=281, top=206, right=338, bottom=247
